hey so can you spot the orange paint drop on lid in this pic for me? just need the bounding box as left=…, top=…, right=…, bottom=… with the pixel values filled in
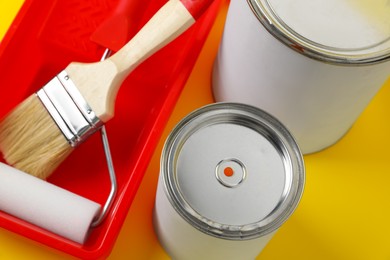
left=224, top=167, right=234, bottom=177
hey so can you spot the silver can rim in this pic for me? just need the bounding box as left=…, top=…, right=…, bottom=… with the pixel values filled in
left=247, top=0, right=390, bottom=65
left=160, top=102, right=305, bottom=240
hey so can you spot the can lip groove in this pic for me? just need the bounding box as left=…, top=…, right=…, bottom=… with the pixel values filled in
left=247, top=0, right=390, bottom=65
left=161, top=103, right=305, bottom=240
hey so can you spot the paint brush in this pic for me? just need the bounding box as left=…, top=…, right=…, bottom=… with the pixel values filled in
left=0, top=0, right=214, bottom=179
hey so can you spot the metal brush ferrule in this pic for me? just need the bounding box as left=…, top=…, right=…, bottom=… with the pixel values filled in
left=37, top=71, right=103, bottom=147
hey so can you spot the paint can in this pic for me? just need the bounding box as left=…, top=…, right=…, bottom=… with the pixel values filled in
left=212, top=0, right=390, bottom=154
left=153, top=103, right=305, bottom=259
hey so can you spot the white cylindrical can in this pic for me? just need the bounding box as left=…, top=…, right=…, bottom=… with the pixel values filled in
left=154, top=103, right=305, bottom=259
left=212, top=0, right=390, bottom=154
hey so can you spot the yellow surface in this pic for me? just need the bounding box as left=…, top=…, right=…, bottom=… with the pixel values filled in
left=1, top=1, right=390, bottom=259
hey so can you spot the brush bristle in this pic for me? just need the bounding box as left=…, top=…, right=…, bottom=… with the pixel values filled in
left=0, top=95, right=73, bottom=179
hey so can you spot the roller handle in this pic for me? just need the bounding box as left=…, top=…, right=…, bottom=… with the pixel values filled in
left=66, top=0, right=214, bottom=122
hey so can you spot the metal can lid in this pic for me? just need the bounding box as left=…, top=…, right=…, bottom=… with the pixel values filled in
left=247, top=0, right=390, bottom=64
left=161, top=103, right=305, bottom=240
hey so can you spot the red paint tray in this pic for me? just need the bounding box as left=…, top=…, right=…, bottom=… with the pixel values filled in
left=0, top=0, right=221, bottom=258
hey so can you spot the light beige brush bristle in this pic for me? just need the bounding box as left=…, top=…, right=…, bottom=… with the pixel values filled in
left=0, top=95, right=73, bottom=179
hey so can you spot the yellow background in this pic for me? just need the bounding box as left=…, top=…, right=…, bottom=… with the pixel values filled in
left=1, top=1, right=390, bottom=259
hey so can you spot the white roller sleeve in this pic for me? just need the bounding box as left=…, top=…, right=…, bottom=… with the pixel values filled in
left=0, top=163, right=101, bottom=244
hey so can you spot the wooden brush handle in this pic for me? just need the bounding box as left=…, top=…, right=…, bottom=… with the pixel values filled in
left=66, top=0, right=212, bottom=122
left=109, top=0, right=196, bottom=76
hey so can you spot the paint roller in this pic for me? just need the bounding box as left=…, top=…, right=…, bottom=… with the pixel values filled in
left=0, top=126, right=116, bottom=244
left=0, top=0, right=214, bottom=245
left=0, top=162, right=100, bottom=244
